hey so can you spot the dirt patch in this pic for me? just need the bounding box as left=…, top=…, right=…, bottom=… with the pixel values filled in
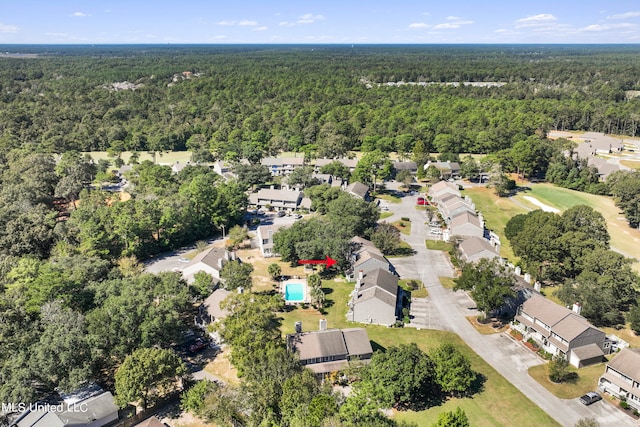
left=204, top=347, right=239, bottom=385
left=236, top=248, right=313, bottom=292
left=465, top=316, right=508, bottom=335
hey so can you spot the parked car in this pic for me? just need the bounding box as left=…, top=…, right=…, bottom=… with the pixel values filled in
left=579, top=392, right=602, bottom=405
left=277, top=211, right=286, bottom=217
left=189, top=338, right=209, bottom=354
left=430, top=229, right=442, bottom=235
left=293, top=214, right=302, bottom=219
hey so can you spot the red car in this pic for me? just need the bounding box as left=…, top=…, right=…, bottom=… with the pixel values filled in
left=189, top=338, right=209, bottom=353
left=417, top=197, right=429, bottom=206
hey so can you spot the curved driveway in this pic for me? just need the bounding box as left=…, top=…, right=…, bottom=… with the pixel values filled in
left=381, top=185, right=634, bottom=427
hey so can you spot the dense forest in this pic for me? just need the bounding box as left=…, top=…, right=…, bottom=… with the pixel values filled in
left=1, top=44, right=640, bottom=159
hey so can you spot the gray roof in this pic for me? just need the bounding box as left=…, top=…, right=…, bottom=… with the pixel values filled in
left=186, top=247, right=228, bottom=271
left=135, top=417, right=165, bottom=427
left=428, top=181, right=460, bottom=198
left=587, top=157, right=620, bottom=179
left=450, top=210, right=482, bottom=229
left=606, top=347, right=640, bottom=381
left=360, top=268, right=399, bottom=296
left=458, top=236, right=498, bottom=261
left=288, top=328, right=372, bottom=364
left=202, top=288, right=232, bottom=320
left=353, top=250, right=388, bottom=269
left=393, top=161, right=418, bottom=171
left=570, top=343, right=604, bottom=360
left=252, top=188, right=303, bottom=203
left=261, top=157, right=305, bottom=167
left=346, top=182, right=370, bottom=199
left=314, top=158, right=358, bottom=168
left=14, top=392, right=118, bottom=427
left=520, top=294, right=601, bottom=342
left=341, top=328, right=374, bottom=357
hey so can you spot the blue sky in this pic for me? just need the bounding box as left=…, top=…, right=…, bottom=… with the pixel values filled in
left=1, top=0, right=640, bottom=44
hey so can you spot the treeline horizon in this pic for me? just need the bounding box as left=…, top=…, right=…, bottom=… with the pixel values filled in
left=0, top=44, right=639, bottom=160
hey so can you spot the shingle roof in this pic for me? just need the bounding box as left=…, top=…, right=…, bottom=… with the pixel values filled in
left=607, top=347, right=640, bottom=382
left=393, top=161, right=418, bottom=171
left=202, top=288, right=231, bottom=320
left=314, top=158, right=358, bottom=168
left=450, top=210, right=482, bottom=229
left=341, top=328, right=374, bottom=357
left=360, top=268, right=398, bottom=297
left=353, top=250, right=388, bottom=268
left=254, top=188, right=303, bottom=203
left=458, top=236, right=498, bottom=260
left=186, top=247, right=228, bottom=271
left=346, top=182, right=370, bottom=199
left=570, top=343, right=604, bottom=360
left=290, top=329, right=348, bottom=361
left=135, top=417, right=166, bottom=427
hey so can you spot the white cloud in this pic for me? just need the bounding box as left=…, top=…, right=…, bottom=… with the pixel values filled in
left=515, top=13, right=557, bottom=28
left=0, top=23, right=19, bottom=33
left=71, top=12, right=90, bottom=17
left=446, top=16, right=461, bottom=20
left=433, top=23, right=460, bottom=30
left=580, top=22, right=635, bottom=32
left=238, top=20, right=258, bottom=26
left=217, top=20, right=236, bottom=26
left=253, top=26, right=268, bottom=31
left=409, top=23, right=430, bottom=29
left=607, top=11, right=640, bottom=20
left=297, top=14, right=324, bottom=24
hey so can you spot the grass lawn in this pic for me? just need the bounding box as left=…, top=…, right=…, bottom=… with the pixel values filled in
left=528, top=361, right=607, bottom=399
left=514, top=183, right=640, bottom=268
left=203, top=348, right=240, bottom=385
left=439, top=277, right=457, bottom=290
left=392, top=219, right=411, bottom=235
left=237, top=248, right=310, bottom=292
left=279, top=279, right=559, bottom=427
left=465, top=316, right=509, bottom=335
left=462, top=186, right=526, bottom=261
left=380, top=211, right=394, bottom=220
left=399, top=279, right=428, bottom=298
left=620, top=159, right=640, bottom=169
left=425, top=240, right=453, bottom=251
left=376, top=193, right=402, bottom=204
left=86, top=150, right=193, bottom=165
left=386, top=241, right=414, bottom=258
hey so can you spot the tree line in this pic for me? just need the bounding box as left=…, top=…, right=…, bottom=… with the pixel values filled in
left=1, top=45, right=640, bottom=159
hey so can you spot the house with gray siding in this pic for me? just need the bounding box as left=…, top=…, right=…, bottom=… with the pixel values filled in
left=347, top=268, right=402, bottom=326
left=513, top=293, right=605, bottom=367
left=599, top=348, right=640, bottom=411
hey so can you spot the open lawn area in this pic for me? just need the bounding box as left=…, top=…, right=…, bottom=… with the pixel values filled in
left=514, top=183, right=640, bottom=270
left=376, top=193, right=402, bottom=204
left=279, top=279, right=559, bottom=427
left=392, top=219, right=411, bottom=235
left=462, top=186, right=526, bottom=261
left=237, top=248, right=310, bottom=292
left=528, top=361, right=607, bottom=399
left=620, top=159, right=640, bottom=169
left=86, top=150, right=193, bottom=165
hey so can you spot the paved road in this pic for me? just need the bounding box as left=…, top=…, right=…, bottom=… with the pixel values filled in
left=380, top=183, right=634, bottom=427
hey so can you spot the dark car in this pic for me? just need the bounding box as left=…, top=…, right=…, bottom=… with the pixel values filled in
left=189, top=338, right=209, bottom=354
left=579, top=392, right=602, bottom=405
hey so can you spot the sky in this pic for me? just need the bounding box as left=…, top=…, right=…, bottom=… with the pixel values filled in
left=1, top=0, right=640, bottom=44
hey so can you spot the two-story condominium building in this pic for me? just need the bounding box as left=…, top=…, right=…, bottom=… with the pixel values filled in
left=428, top=180, right=461, bottom=200
left=599, top=348, right=640, bottom=411
left=248, top=188, right=311, bottom=211
left=313, top=158, right=358, bottom=173
left=514, top=293, right=605, bottom=368
left=347, top=268, right=403, bottom=326
left=260, top=156, right=305, bottom=176
left=255, top=224, right=285, bottom=257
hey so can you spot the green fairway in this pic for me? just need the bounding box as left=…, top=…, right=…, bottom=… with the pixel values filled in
left=279, top=279, right=559, bottom=427
left=515, top=183, right=640, bottom=267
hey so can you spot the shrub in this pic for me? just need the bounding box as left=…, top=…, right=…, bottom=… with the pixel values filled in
left=401, top=217, right=410, bottom=222
left=620, top=401, right=629, bottom=410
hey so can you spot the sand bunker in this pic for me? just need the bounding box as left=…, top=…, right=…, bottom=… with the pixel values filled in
left=523, top=196, right=560, bottom=213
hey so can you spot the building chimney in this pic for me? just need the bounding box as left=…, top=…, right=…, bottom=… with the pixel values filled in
left=572, top=302, right=582, bottom=315
left=295, top=321, right=302, bottom=333
left=319, top=318, right=327, bottom=331
left=534, top=281, right=541, bottom=292
left=237, top=286, right=244, bottom=294
left=514, top=266, right=521, bottom=276
left=356, top=270, right=363, bottom=288
left=523, top=273, right=532, bottom=284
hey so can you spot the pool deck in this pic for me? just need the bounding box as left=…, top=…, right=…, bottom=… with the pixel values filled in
left=281, top=277, right=309, bottom=304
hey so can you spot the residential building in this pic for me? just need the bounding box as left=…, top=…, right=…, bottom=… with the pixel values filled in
left=135, top=417, right=165, bottom=427
left=448, top=210, right=484, bottom=239
left=393, top=161, right=418, bottom=174
left=248, top=188, right=311, bottom=211
left=587, top=157, right=621, bottom=181
left=438, top=195, right=476, bottom=222
left=598, top=348, right=640, bottom=411
left=314, top=158, right=358, bottom=173
left=171, top=161, right=191, bottom=174
left=457, top=236, right=500, bottom=263
left=255, top=224, right=285, bottom=257
left=261, top=156, right=305, bottom=176
left=286, top=327, right=373, bottom=375
left=349, top=236, right=391, bottom=277
left=424, top=161, right=461, bottom=179
left=428, top=180, right=461, bottom=200
left=347, top=268, right=403, bottom=326
left=514, top=293, right=605, bottom=367
left=195, top=287, right=232, bottom=331
left=181, top=247, right=234, bottom=283
left=11, top=384, right=118, bottom=427
left=345, top=182, right=370, bottom=201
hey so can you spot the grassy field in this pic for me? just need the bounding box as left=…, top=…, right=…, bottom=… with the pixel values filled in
left=392, top=219, right=412, bottom=235
left=279, top=279, right=559, bottom=427
left=380, top=211, right=394, bottom=220
left=620, top=159, right=640, bottom=169
left=86, top=150, right=193, bottom=165
left=461, top=186, right=526, bottom=261
left=528, top=361, right=607, bottom=399
left=377, top=193, right=402, bottom=204
left=425, top=240, right=453, bottom=252
left=514, top=183, right=640, bottom=268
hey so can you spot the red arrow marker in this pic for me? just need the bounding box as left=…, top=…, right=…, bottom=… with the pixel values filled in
left=298, top=256, right=337, bottom=268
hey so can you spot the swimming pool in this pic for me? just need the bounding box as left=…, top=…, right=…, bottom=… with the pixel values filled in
left=285, top=283, right=305, bottom=303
